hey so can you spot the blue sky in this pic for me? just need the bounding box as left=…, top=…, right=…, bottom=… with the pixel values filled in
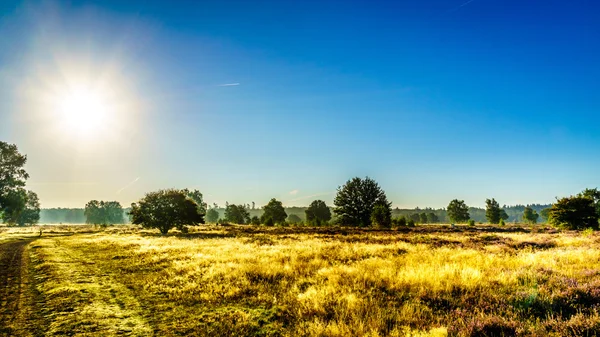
left=1, top=0, right=599, bottom=208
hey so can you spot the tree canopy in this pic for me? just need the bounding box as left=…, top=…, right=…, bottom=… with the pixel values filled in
left=84, top=200, right=124, bottom=225
left=523, top=206, right=539, bottom=224
left=130, top=189, right=205, bottom=234
left=205, top=208, right=220, bottom=223
left=305, top=200, right=331, bottom=226
left=549, top=195, right=599, bottom=230
left=261, top=198, right=287, bottom=225
left=0, top=142, right=31, bottom=222
left=485, top=198, right=502, bottom=224
left=447, top=199, right=470, bottom=223
left=224, top=204, right=250, bottom=224
left=333, top=177, right=391, bottom=227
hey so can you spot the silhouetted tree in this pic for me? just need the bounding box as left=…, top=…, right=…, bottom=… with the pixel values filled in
left=0, top=142, right=29, bottom=217
left=447, top=199, right=470, bottom=223
left=84, top=200, right=124, bottom=225
left=549, top=195, right=599, bottom=230
left=305, top=200, right=332, bottom=226
left=426, top=212, right=439, bottom=223
left=579, top=188, right=600, bottom=217
left=333, top=177, right=391, bottom=227
left=250, top=216, right=260, bottom=225
left=1, top=188, right=27, bottom=225
left=224, top=204, right=250, bottom=224
left=130, top=189, right=204, bottom=235
left=261, top=198, right=287, bottom=225
left=205, top=208, right=220, bottom=223
left=15, top=190, right=40, bottom=226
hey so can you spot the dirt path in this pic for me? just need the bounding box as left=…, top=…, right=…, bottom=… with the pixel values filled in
left=0, top=238, right=44, bottom=337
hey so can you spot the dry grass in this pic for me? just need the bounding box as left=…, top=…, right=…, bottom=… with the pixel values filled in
left=4, top=224, right=600, bottom=336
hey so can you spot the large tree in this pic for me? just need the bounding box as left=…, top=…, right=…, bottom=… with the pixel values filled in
left=447, top=199, right=470, bottom=223
left=333, top=177, right=391, bottom=227
left=579, top=188, right=600, bottom=217
left=427, top=212, right=439, bottom=223
left=224, top=204, right=250, bottom=224
left=549, top=195, right=599, bottom=230
left=84, top=200, right=123, bottom=225
left=0, top=142, right=29, bottom=216
left=261, top=198, right=287, bottom=225
left=183, top=189, right=207, bottom=215
left=130, top=189, right=205, bottom=234
left=15, top=190, right=40, bottom=226
left=305, top=200, right=332, bottom=226
left=205, top=208, right=220, bottom=223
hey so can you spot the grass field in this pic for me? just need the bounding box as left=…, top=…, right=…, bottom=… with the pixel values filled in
left=2, top=224, right=600, bottom=336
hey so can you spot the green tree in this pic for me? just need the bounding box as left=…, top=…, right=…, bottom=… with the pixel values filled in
left=500, top=209, right=509, bottom=221
left=540, top=208, right=551, bottom=222
left=224, top=204, right=250, bottom=224
left=485, top=198, right=502, bottom=224
left=305, top=200, right=332, bottom=226
left=371, top=203, right=392, bottom=228
left=84, top=200, right=104, bottom=225
left=523, top=206, right=539, bottom=224
left=130, top=189, right=205, bottom=235
left=15, top=190, right=41, bottom=226
left=205, top=208, right=220, bottom=223
left=549, top=195, right=599, bottom=230
left=333, top=177, right=391, bottom=227
left=261, top=198, right=287, bottom=225
left=104, top=201, right=124, bottom=224
left=426, top=212, right=439, bottom=223
left=409, top=213, right=421, bottom=223
left=287, top=214, right=302, bottom=224
left=0, top=142, right=29, bottom=217
left=579, top=188, right=600, bottom=217
left=250, top=216, right=260, bottom=225
left=1, top=188, right=27, bottom=225
left=183, top=189, right=207, bottom=215
left=447, top=199, right=470, bottom=223
left=419, top=212, right=428, bottom=224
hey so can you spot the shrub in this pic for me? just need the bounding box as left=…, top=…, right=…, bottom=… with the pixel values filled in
left=407, top=219, right=416, bottom=227
left=393, top=217, right=407, bottom=227
left=468, top=219, right=475, bottom=226
left=550, top=195, right=599, bottom=230
left=499, top=219, right=506, bottom=226
left=371, top=203, right=392, bottom=228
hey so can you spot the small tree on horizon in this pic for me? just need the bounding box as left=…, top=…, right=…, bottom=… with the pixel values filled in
left=305, top=200, right=332, bottom=226
left=130, top=189, right=205, bottom=235
left=334, top=177, right=391, bottom=227
left=523, top=206, right=539, bottom=224
left=371, top=203, right=392, bottom=228
left=287, top=214, right=302, bottom=224
left=261, top=198, right=287, bottom=225
left=485, top=198, right=502, bottom=224
left=224, top=204, right=250, bottom=224
left=447, top=199, right=470, bottom=223
left=205, top=208, right=220, bottom=223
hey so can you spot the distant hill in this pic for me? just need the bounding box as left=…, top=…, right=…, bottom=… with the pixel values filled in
left=40, top=204, right=552, bottom=224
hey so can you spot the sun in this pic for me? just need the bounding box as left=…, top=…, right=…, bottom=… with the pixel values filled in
left=54, top=86, right=113, bottom=136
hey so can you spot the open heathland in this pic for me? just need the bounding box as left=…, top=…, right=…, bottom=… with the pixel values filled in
left=1, top=224, right=600, bottom=336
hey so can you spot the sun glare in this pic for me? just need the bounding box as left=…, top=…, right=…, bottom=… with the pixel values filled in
left=57, top=88, right=109, bottom=132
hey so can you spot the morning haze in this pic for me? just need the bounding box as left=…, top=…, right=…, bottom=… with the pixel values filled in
left=1, top=0, right=600, bottom=336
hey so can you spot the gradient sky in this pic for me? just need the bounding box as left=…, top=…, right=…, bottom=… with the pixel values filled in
left=1, top=0, right=599, bottom=209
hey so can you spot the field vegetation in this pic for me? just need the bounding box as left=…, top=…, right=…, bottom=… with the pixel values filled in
left=3, top=224, right=600, bottom=336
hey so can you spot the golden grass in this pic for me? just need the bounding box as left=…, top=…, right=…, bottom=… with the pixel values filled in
left=5, top=225, right=600, bottom=336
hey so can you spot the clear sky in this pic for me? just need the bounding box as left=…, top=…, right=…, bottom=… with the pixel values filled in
left=1, top=0, right=599, bottom=209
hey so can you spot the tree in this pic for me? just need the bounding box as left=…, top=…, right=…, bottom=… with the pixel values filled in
left=447, top=199, right=470, bottom=223
left=409, top=213, right=421, bottom=223
left=250, top=216, right=260, bottom=225
left=426, top=212, right=439, bottom=223
left=419, top=212, right=428, bottom=224
left=206, top=208, right=220, bottom=223
left=287, top=214, right=302, bottom=224
left=84, top=200, right=124, bottom=225
left=371, top=203, right=392, bottom=228
left=0, top=142, right=29, bottom=217
left=104, top=201, right=124, bottom=224
left=523, top=206, right=539, bottom=224
left=130, top=189, right=205, bottom=235
left=549, top=195, right=599, bottom=230
left=183, top=189, right=207, bottom=215
left=305, top=200, right=332, bottom=226
left=579, top=188, right=600, bottom=217
left=333, top=177, right=391, bottom=227
left=261, top=198, right=287, bottom=225
left=500, top=209, right=509, bottom=221
left=485, top=198, right=502, bottom=224
left=1, top=188, right=27, bottom=225
left=224, top=204, right=250, bottom=224
left=540, top=208, right=551, bottom=222
left=15, top=190, right=41, bottom=226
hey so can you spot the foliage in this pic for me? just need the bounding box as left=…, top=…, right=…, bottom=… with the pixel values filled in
left=447, top=199, right=470, bottom=223
left=182, top=188, right=207, bottom=215
left=224, top=204, right=250, bottom=224
left=250, top=216, right=260, bottom=225
left=392, top=216, right=407, bottom=227
left=84, top=200, right=124, bottom=225
left=305, top=200, right=331, bottom=226
left=261, top=198, right=287, bottom=225
left=407, top=219, right=415, bottom=227
left=549, top=195, right=599, bottom=230
left=499, top=219, right=506, bottom=226
left=333, top=177, right=391, bottom=227
left=16, top=190, right=40, bottom=226
left=205, top=208, right=220, bottom=223
left=419, top=212, right=428, bottom=224
left=129, top=189, right=204, bottom=234
left=426, top=212, right=439, bottom=223
left=523, top=206, right=539, bottom=224
left=371, top=203, right=392, bottom=228
left=579, top=188, right=600, bottom=217
left=540, top=208, right=551, bottom=222
left=485, top=198, right=502, bottom=224
left=2, top=189, right=41, bottom=226
left=409, top=213, right=421, bottom=223
left=468, top=219, right=475, bottom=226
left=287, top=214, right=302, bottom=224
left=0, top=142, right=29, bottom=210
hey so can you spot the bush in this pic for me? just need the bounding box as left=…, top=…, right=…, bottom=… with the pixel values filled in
left=371, top=203, right=392, bottom=228
left=407, top=219, right=416, bottom=227
left=499, top=219, right=506, bottom=226
left=250, top=216, right=260, bottom=226
left=550, top=195, right=599, bottom=230
left=393, top=217, right=407, bottom=227
left=468, top=219, right=475, bottom=226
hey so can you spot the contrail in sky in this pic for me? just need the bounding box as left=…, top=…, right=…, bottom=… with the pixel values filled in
left=217, top=83, right=240, bottom=86
left=116, top=177, right=140, bottom=194
left=447, top=0, right=478, bottom=14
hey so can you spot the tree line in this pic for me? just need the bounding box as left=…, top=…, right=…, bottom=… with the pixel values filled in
left=1, top=141, right=598, bottom=233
